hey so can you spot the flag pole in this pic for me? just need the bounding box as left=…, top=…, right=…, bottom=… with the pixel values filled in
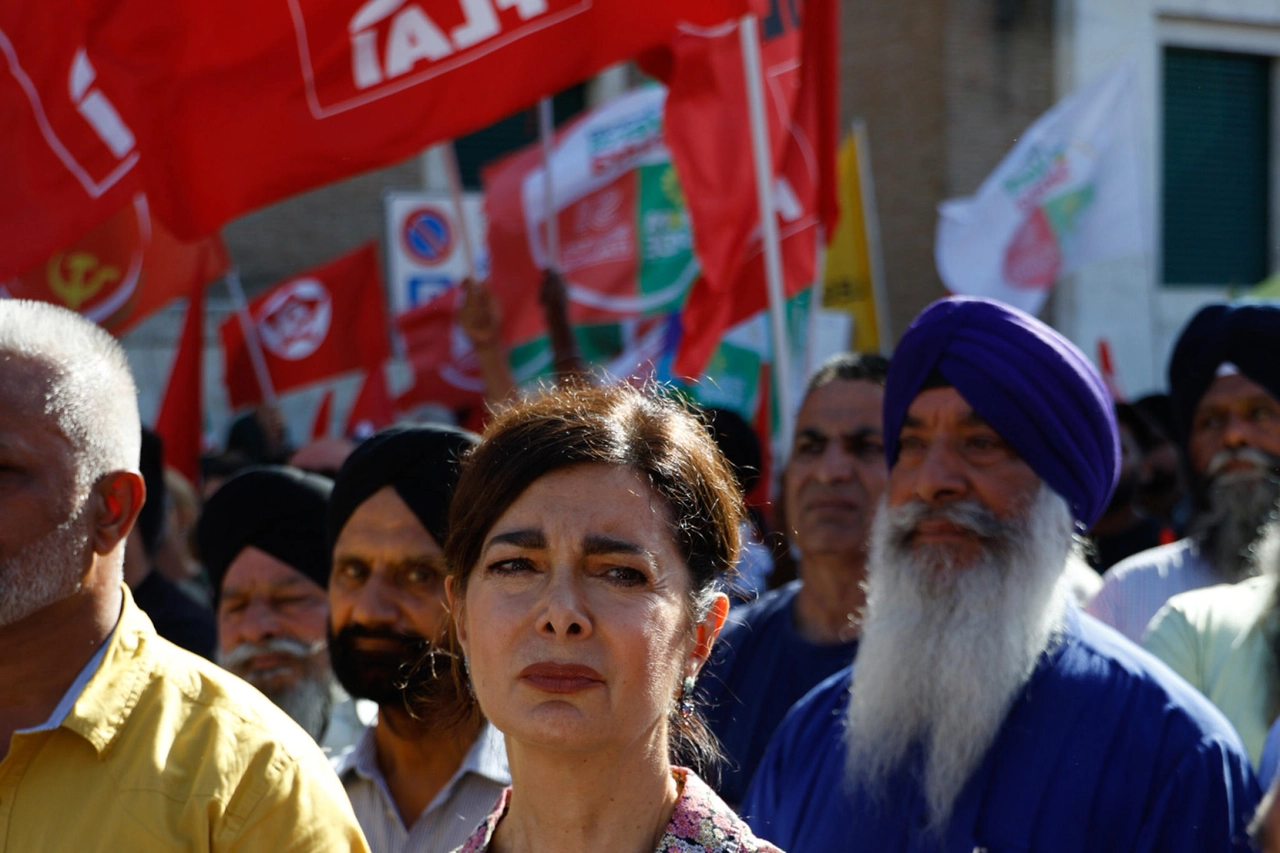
left=537, top=97, right=560, bottom=272
left=226, top=267, right=278, bottom=405
left=441, top=142, right=477, bottom=281
left=806, top=225, right=827, bottom=377
left=739, top=14, right=795, bottom=458
left=852, top=119, right=891, bottom=354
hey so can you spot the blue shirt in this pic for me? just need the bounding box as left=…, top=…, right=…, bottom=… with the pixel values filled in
left=701, top=581, right=858, bottom=805
left=742, top=607, right=1259, bottom=853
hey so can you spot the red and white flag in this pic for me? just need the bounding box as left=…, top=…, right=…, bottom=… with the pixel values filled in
left=644, top=0, right=838, bottom=376
left=2, top=193, right=229, bottom=335
left=220, top=243, right=390, bottom=409
left=394, top=286, right=485, bottom=412
left=0, top=0, right=142, bottom=278
left=345, top=366, right=396, bottom=437
left=484, top=85, right=689, bottom=344
left=88, top=0, right=758, bottom=238
left=154, top=282, right=205, bottom=484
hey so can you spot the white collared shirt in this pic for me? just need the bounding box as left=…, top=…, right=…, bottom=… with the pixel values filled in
left=335, top=719, right=509, bottom=853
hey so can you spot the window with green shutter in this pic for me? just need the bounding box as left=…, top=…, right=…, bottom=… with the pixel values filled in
left=1162, top=47, right=1270, bottom=286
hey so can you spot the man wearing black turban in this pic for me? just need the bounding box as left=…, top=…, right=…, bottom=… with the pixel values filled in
left=325, top=425, right=509, bottom=853
left=199, top=465, right=369, bottom=750
left=1089, top=303, right=1280, bottom=643
left=743, top=297, right=1257, bottom=853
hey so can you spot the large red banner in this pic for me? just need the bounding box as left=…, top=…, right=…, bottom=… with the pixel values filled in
left=220, top=243, right=390, bottom=409
left=87, top=0, right=758, bottom=239
left=0, top=1, right=142, bottom=278
left=645, top=0, right=838, bottom=376
left=2, top=193, right=229, bottom=335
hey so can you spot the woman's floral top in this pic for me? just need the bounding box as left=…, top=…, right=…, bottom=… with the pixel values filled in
left=452, top=767, right=784, bottom=853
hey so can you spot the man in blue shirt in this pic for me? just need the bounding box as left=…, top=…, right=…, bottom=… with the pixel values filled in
left=743, top=297, right=1258, bottom=852
left=700, top=352, right=888, bottom=805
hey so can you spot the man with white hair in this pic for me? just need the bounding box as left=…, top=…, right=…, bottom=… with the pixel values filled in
left=743, top=297, right=1257, bottom=852
left=0, top=300, right=368, bottom=851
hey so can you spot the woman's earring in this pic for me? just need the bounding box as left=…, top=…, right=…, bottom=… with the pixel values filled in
left=462, top=656, right=476, bottom=699
left=677, top=676, right=696, bottom=721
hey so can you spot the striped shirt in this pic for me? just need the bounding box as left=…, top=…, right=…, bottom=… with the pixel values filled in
left=1086, top=538, right=1220, bottom=643
left=336, top=721, right=509, bottom=853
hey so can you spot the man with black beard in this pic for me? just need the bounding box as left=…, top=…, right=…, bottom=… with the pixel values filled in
left=199, top=466, right=370, bottom=751
left=1089, top=303, right=1280, bottom=642
left=742, top=297, right=1257, bottom=853
left=326, top=424, right=509, bottom=853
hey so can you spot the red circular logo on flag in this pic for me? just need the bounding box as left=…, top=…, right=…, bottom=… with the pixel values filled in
left=256, top=278, right=333, bottom=360
left=402, top=207, right=453, bottom=266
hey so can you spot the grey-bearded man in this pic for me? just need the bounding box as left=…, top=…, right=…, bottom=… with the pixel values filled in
left=1089, top=303, right=1280, bottom=642
left=742, top=296, right=1258, bottom=853
left=199, top=466, right=370, bottom=752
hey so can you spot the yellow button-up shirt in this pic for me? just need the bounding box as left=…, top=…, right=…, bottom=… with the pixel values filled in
left=0, top=585, right=370, bottom=852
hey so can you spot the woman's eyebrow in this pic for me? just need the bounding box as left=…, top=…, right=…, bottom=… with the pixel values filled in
left=582, top=535, right=656, bottom=563
left=484, top=529, right=546, bottom=552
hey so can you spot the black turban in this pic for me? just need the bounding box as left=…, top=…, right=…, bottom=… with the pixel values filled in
left=197, top=465, right=333, bottom=598
left=326, top=424, right=480, bottom=553
left=1169, top=303, right=1280, bottom=443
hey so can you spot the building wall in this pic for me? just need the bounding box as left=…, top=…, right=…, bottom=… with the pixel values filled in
left=840, top=0, right=1057, bottom=342
left=1058, top=0, right=1280, bottom=395
left=840, top=0, right=949, bottom=341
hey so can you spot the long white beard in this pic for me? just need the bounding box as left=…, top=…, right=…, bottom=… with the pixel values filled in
left=0, top=499, right=91, bottom=627
left=845, top=485, right=1074, bottom=833
left=218, top=637, right=335, bottom=742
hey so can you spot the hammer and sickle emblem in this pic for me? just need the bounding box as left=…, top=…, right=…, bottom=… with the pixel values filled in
left=47, top=252, right=121, bottom=310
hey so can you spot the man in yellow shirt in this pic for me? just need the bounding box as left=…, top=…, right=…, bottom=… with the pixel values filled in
left=0, top=300, right=369, bottom=852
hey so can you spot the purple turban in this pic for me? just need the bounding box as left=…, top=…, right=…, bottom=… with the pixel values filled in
left=884, top=296, right=1119, bottom=528
left=1168, top=303, right=1280, bottom=443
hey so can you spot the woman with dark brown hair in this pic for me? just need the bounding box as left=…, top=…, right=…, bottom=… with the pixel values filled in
left=431, top=382, right=783, bottom=853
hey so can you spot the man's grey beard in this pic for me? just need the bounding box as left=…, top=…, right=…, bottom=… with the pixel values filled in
left=1192, top=448, right=1280, bottom=583
left=0, top=498, right=91, bottom=627
left=219, top=638, right=334, bottom=742
left=845, top=485, right=1074, bottom=834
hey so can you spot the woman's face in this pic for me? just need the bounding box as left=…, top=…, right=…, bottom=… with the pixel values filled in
left=452, top=463, right=726, bottom=757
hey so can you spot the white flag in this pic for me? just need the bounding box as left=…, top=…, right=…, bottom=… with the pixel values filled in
left=935, top=61, right=1148, bottom=314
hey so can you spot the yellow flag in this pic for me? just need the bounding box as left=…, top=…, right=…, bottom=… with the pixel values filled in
left=823, top=131, right=880, bottom=352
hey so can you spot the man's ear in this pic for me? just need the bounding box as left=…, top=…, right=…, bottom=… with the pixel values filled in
left=91, top=470, right=145, bottom=557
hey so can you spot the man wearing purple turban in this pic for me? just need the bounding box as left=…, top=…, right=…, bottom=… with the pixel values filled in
left=742, top=297, right=1258, bottom=853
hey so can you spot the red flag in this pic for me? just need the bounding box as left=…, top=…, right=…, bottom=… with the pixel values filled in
left=154, top=284, right=204, bottom=483
left=393, top=286, right=486, bottom=411
left=645, top=0, right=838, bottom=376
left=0, top=2, right=142, bottom=278
left=88, top=0, right=757, bottom=239
left=345, top=366, right=396, bottom=438
left=219, top=243, right=389, bottom=409
left=2, top=193, right=229, bottom=335
left=310, top=388, right=335, bottom=440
